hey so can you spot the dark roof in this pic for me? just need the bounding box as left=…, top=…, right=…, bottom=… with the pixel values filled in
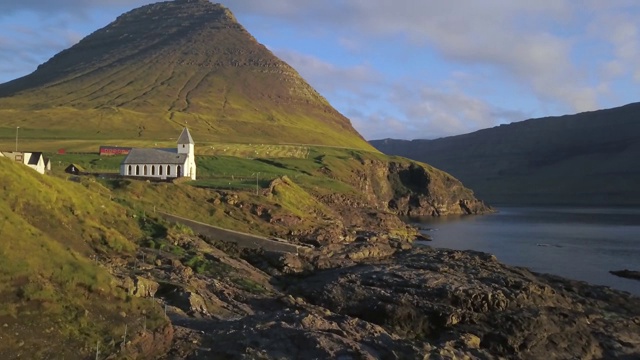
left=65, top=163, right=85, bottom=171
left=122, top=148, right=187, bottom=165
left=27, top=152, right=43, bottom=165
left=177, top=128, right=194, bottom=145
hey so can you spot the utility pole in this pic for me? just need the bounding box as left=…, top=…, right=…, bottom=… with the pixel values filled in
left=15, top=126, right=19, bottom=152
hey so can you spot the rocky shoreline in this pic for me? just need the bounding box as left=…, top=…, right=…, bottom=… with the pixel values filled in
left=117, top=231, right=640, bottom=359
left=610, top=269, right=640, bottom=281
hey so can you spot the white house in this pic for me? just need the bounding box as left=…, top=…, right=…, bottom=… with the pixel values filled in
left=0, top=151, right=50, bottom=174
left=120, top=128, right=196, bottom=180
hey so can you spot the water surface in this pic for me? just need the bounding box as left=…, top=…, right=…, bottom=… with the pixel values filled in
left=413, top=207, right=640, bottom=295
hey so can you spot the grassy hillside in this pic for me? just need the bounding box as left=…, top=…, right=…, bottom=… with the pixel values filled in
left=0, top=1, right=373, bottom=151
left=0, top=157, right=166, bottom=359
left=371, top=102, right=640, bottom=205
left=62, top=146, right=485, bottom=243
left=0, top=139, right=489, bottom=356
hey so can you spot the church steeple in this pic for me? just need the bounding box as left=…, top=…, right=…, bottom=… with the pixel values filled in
left=177, top=128, right=194, bottom=145
left=176, top=128, right=196, bottom=180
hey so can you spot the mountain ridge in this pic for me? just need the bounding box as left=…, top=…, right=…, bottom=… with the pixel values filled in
left=371, top=101, right=640, bottom=205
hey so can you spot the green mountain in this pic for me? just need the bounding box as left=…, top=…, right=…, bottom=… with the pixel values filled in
left=0, top=0, right=370, bottom=150
left=371, top=102, right=640, bottom=205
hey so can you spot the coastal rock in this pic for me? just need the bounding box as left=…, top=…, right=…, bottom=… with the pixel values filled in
left=122, top=233, right=638, bottom=359
left=610, top=269, right=640, bottom=281
left=195, top=306, right=428, bottom=359
left=288, top=247, right=640, bottom=359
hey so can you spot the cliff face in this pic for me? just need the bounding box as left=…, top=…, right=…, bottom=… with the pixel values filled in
left=301, top=153, right=491, bottom=242
left=354, top=159, right=489, bottom=216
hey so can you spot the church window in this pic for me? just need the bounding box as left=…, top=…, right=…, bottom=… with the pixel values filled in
left=159, top=165, right=163, bottom=176
left=151, top=166, right=155, bottom=176
left=136, top=165, right=140, bottom=175
left=144, top=165, right=147, bottom=176
left=128, top=165, right=132, bottom=175
left=167, top=165, right=171, bottom=176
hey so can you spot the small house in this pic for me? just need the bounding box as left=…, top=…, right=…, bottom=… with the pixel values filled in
left=65, top=163, right=85, bottom=175
left=0, top=151, right=49, bottom=174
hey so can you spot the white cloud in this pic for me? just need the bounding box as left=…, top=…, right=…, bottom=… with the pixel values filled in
left=277, top=48, right=525, bottom=139
left=386, top=83, right=525, bottom=139
left=229, top=0, right=640, bottom=115
left=0, top=0, right=148, bottom=16
left=0, top=15, right=85, bottom=81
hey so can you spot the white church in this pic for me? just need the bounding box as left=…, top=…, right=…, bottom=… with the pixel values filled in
left=120, top=128, right=197, bottom=180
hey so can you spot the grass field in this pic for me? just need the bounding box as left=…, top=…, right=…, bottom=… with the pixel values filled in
left=35, top=140, right=384, bottom=193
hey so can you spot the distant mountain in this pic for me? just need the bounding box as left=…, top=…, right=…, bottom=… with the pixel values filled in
left=371, top=102, right=640, bottom=205
left=0, top=0, right=371, bottom=149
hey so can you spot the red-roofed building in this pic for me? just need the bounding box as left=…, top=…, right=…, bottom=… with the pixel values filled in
left=99, top=146, right=132, bottom=156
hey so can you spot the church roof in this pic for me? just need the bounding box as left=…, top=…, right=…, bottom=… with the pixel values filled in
left=177, top=128, right=194, bottom=145
left=122, top=148, right=187, bottom=165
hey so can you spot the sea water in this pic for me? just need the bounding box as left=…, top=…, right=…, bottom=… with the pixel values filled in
left=413, top=207, right=640, bottom=295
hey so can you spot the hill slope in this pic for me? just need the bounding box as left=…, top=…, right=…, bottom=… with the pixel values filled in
left=0, top=157, right=167, bottom=358
left=0, top=0, right=371, bottom=150
left=371, top=102, right=640, bottom=205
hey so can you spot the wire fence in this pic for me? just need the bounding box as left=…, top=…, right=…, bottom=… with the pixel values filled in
left=90, top=250, right=174, bottom=360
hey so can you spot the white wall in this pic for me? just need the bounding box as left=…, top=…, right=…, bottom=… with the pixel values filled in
left=121, top=162, right=188, bottom=180
left=26, top=156, right=45, bottom=174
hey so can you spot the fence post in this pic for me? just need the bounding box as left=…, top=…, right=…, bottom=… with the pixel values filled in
left=123, top=324, right=127, bottom=347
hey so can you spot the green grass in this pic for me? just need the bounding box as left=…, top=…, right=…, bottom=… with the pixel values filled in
left=182, top=253, right=232, bottom=277
left=48, top=153, right=126, bottom=174
left=0, top=157, right=167, bottom=359
left=232, top=277, right=268, bottom=294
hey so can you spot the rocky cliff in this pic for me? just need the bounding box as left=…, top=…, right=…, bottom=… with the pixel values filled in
left=252, top=152, right=492, bottom=243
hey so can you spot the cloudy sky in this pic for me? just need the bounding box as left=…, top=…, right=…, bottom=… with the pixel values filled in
left=1, top=1, right=639, bottom=140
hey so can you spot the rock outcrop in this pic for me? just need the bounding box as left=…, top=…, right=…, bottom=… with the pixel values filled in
left=342, top=159, right=491, bottom=217
left=287, top=247, right=640, bottom=359
left=157, top=235, right=639, bottom=359
left=122, top=276, right=160, bottom=298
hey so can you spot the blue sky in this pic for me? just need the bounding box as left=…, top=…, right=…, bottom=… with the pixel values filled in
left=1, top=1, right=639, bottom=140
